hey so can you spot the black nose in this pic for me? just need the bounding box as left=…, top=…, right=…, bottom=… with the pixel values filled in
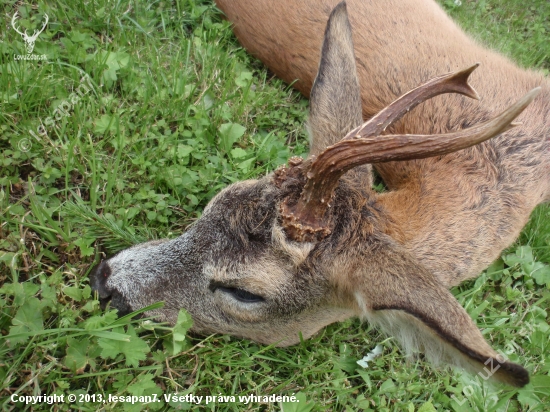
left=90, top=260, right=133, bottom=317
left=90, top=260, right=112, bottom=300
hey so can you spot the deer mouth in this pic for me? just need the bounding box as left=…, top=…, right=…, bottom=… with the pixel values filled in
left=90, top=260, right=134, bottom=317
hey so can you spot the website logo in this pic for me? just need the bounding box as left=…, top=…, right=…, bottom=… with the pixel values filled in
left=11, top=11, right=48, bottom=59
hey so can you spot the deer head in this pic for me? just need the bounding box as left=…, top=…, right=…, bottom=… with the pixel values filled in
left=91, top=2, right=539, bottom=387
left=11, top=11, right=49, bottom=54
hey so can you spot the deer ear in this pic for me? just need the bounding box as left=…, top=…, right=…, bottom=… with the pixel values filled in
left=346, top=240, right=529, bottom=387
left=308, top=1, right=363, bottom=155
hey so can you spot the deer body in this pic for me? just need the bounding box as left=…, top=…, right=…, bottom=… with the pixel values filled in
left=215, top=0, right=550, bottom=287
left=92, top=1, right=548, bottom=387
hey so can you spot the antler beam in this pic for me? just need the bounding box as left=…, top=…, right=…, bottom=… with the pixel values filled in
left=280, top=66, right=541, bottom=242
left=11, top=12, right=26, bottom=37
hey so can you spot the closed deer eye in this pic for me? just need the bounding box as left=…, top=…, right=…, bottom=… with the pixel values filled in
left=216, top=286, right=265, bottom=303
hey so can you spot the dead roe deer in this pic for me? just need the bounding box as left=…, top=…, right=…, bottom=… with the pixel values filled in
left=91, top=1, right=549, bottom=387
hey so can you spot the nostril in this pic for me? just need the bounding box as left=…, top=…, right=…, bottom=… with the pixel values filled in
left=97, top=260, right=112, bottom=280
left=90, top=260, right=113, bottom=300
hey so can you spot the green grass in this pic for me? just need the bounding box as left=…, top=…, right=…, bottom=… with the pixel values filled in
left=1, top=0, right=549, bottom=411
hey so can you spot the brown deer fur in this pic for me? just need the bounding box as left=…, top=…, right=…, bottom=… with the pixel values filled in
left=92, top=1, right=549, bottom=388
left=216, top=0, right=550, bottom=287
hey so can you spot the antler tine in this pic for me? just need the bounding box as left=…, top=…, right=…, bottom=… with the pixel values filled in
left=11, top=12, right=26, bottom=37
left=41, top=14, right=49, bottom=30
left=34, top=14, right=49, bottom=39
left=11, top=12, right=48, bottom=40
left=28, top=13, right=49, bottom=40
left=344, top=64, right=481, bottom=141
left=281, top=86, right=541, bottom=242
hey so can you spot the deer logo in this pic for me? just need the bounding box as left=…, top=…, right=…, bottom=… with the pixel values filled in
left=11, top=11, right=49, bottom=55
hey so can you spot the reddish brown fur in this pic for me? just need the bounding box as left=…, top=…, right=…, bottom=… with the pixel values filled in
left=216, top=0, right=550, bottom=287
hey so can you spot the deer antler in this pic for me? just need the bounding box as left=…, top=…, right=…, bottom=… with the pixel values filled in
left=11, top=12, right=26, bottom=37
left=343, top=64, right=480, bottom=140
left=279, top=65, right=541, bottom=242
left=31, top=13, right=49, bottom=41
